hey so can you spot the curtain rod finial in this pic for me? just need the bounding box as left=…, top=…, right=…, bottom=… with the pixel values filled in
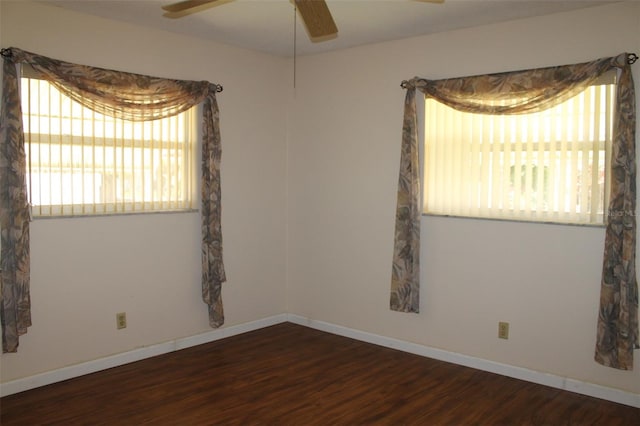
left=628, top=53, right=638, bottom=65
left=1, top=48, right=13, bottom=58
left=216, top=84, right=223, bottom=93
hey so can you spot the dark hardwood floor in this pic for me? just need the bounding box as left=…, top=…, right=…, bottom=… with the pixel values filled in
left=1, top=322, right=638, bottom=425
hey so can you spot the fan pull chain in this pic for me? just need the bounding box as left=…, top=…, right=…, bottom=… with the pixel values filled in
left=293, top=3, right=297, bottom=89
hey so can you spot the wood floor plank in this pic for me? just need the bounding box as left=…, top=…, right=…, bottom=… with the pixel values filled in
left=1, top=323, right=638, bottom=425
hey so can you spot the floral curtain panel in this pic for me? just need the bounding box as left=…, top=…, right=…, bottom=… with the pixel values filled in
left=390, top=87, right=421, bottom=313
left=201, top=91, right=226, bottom=328
left=394, top=53, right=638, bottom=370
left=0, top=48, right=226, bottom=352
left=0, top=58, right=31, bottom=353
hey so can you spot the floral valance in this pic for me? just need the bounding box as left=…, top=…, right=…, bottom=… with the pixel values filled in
left=7, top=47, right=220, bottom=121
left=403, top=54, right=628, bottom=115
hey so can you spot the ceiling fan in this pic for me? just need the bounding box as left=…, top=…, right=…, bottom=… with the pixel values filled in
left=162, top=0, right=444, bottom=42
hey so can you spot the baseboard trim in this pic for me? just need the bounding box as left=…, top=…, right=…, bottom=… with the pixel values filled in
left=286, top=314, right=640, bottom=408
left=0, top=314, right=288, bottom=397
left=2, top=313, right=638, bottom=408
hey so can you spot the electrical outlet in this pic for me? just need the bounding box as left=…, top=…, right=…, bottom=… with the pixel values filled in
left=116, top=312, right=127, bottom=330
left=498, top=321, right=509, bottom=339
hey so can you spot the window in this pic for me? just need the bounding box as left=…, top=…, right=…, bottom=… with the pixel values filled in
left=21, top=69, right=197, bottom=217
left=423, top=72, right=616, bottom=225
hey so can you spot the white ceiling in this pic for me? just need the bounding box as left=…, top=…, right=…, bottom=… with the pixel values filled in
left=40, top=0, right=617, bottom=57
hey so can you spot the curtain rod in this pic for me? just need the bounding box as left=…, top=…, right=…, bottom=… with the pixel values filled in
left=400, top=53, right=639, bottom=89
left=1, top=48, right=223, bottom=93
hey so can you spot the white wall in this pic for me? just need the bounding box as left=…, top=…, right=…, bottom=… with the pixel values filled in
left=0, top=1, right=288, bottom=382
left=287, top=1, right=640, bottom=395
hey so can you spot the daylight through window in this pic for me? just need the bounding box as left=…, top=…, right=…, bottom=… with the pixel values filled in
left=423, top=72, right=616, bottom=225
left=21, top=73, right=197, bottom=217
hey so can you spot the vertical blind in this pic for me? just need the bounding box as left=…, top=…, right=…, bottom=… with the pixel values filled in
left=21, top=72, right=196, bottom=217
left=424, top=72, right=616, bottom=225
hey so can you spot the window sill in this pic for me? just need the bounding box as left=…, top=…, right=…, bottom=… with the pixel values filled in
left=31, top=208, right=199, bottom=220
left=421, top=212, right=606, bottom=228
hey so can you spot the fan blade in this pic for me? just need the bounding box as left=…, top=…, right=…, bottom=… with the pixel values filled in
left=162, top=0, right=220, bottom=13
left=294, top=0, right=338, bottom=39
